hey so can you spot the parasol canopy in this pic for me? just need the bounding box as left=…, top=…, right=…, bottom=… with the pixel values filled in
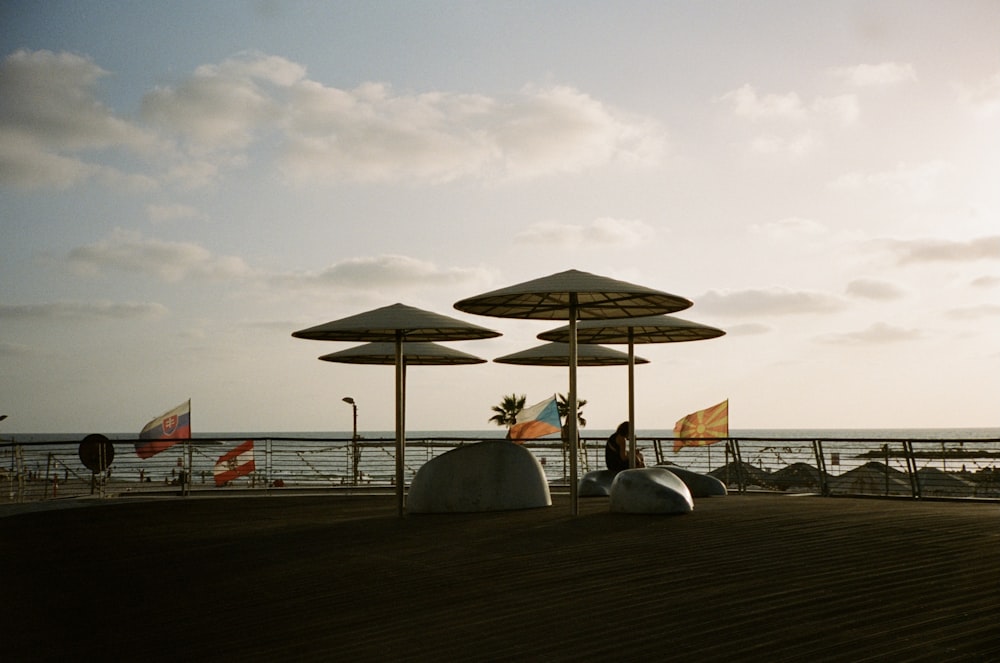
left=319, top=341, right=486, bottom=366
left=455, top=269, right=691, bottom=515
left=293, top=303, right=500, bottom=515
left=493, top=342, right=649, bottom=367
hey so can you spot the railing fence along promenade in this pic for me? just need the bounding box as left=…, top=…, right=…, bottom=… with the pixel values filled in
left=3, top=435, right=999, bottom=504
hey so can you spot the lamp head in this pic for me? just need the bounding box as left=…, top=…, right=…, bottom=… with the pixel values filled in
left=342, top=397, right=355, bottom=405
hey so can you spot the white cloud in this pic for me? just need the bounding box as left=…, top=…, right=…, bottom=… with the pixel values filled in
left=750, top=217, right=829, bottom=238
left=515, top=217, right=654, bottom=248
left=2, top=50, right=664, bottom=191
left=947, top=304, right=1000, bottom=320
left=749, top=132, right=821, bottom=156
left=279, top=82, right=665, bottom=184
left=0, top=300, right=168, bottom=321
left=146, top=203, right=208, bottom=223
left=276, top=254, right=492, bottom=291
left=718, top=84, right=806, bottom=120
left=957, top=70, right=1000, bottom=117
left=971, top=275, right=1000, bottom=288
left=845, top=279, right=906, bottom=301
left=878, top=236, right=1000, bottom=265
left=830, top=62, right=917, bottom=87
left=695, top=287, right=846, bottom=316
left=726, top=322, right=772, bottom=336
left=818, top=322, right=922, bottom=345
left=66, top=229, right=252, bottom=282
left=829, top=160, right=954, bottom=199
left=141, top=52, right=304, bottom=153
left=0, top=49, right=165, bottom=190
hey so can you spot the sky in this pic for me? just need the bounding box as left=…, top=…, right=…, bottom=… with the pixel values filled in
left=2, top=1, right=999, bottom=435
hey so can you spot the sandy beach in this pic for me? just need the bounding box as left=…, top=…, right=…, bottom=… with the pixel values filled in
left=3, top=493, right=998, bottom=661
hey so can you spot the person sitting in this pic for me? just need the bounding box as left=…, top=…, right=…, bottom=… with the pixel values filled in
left=605, top=421, right=644, bottom=473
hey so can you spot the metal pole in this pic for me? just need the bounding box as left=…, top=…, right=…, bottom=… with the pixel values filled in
left=627, top=329, right=636, bottom=468
left=352, top=402, right=358, bottom=485
left=394, top=331, right=405, bottom=516
left=568, top=295, right=579, bottom=516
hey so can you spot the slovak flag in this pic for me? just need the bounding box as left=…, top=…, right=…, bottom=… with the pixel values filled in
left=214, top=440, right=256, bottom=486
left=135, top=400, right=191, bottom=459
left=508, top=395, right=562, bottom=443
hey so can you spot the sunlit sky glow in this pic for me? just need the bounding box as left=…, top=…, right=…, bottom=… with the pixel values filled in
left=2, top=1, right=998, bottom=434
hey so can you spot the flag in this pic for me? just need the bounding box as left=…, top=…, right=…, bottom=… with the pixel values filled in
left=135, top=400, right=191, bottom=459
left=214, top=440, right=256, bottom=486
left=673, top=399, right=728, bottom=453
left=508, top=395, right=561, bottom=442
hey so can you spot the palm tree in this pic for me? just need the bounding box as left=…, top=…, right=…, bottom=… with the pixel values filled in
left=556, top=393, right=587, bottom=428
left=489, top=393, right=526, bottom=428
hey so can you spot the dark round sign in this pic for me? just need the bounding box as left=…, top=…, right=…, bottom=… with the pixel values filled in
left=79, top=434, right=115, bottom=473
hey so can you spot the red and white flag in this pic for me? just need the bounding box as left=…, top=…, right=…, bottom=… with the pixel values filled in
left=214, top=440, right=255, bottom=486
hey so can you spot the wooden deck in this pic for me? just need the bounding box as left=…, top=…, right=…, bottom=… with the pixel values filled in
left=3, top=493, right=998, bottom=661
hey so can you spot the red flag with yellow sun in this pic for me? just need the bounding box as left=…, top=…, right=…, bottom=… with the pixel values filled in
left=673, top=399, right=729, bottom=453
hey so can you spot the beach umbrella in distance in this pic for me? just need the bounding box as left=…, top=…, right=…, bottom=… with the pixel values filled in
left=493, top=341, right=649, bottom=367
left=455, top=269, right=691, bottom=515
left=538, top=315, right=725, bottom=468
left=293, top=303, right=501, bottom=515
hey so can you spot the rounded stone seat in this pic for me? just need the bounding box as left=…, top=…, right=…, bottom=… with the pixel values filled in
left=579, top=469, right=617, bottom=497
left=609, top=467, right=694, bottom=514
left=657, top=465, right=728, bottom=497
left=407, top=441, right=552, bottom=513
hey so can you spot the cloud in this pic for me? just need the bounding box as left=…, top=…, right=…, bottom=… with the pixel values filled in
left=818, top=322, right=922, bottom=345
left=0, top=301, right=168, bottom=321
left=66, top=229, right=252, bottom=282
left=3, top=49, right=665, bottom=190
left=276, top=254, right=492, bottom=291
left=947, top=304, right=1000, bottom=320
left=141, top=52, right=305, bottom=152
left=845, top=279, right=906, bottom=301
left=0, top=49, right=164, bottom=190
left=146, top=203, right=208, bottom=223
left=718, top=84, right=858, bottom=125
left=725, top=322, right=772, bottom=336
left=749, top=132, right=821, bottom=156
left=958, top=70, right=1000, bottom=117
left=718, top=84, right=858, bottom=156
left=718, top=84, right=807, bottom=120
left=878, top=236, right=1000, bottom=265
left=695, top=288, right=846, bottom=316
left=750, top=217, right=829, bottom=238
left=830, top=62, right=917, bottom=87
left=515, top=217, right=654, bottom=248
left=828, top=160, right=954, bottom=199
left=971, top=275, right=1000, bottom=288
left=278, top=82, right=665, bottom=184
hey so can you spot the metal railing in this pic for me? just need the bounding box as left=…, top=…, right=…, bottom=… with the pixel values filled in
left=3, top=435, right=999, bottom=504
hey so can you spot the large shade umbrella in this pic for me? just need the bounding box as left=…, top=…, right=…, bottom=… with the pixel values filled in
left=538, top=315, right=725, bottom=467
left=293, top=303, right=500, bottom=515
left=455, top=269, right=691, bottom=514
left=493, top=341, right=649, bottom=367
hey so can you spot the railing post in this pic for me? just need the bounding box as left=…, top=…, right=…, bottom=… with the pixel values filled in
left=903, top=440, right=921, bottom=499
left=813, top=439, right=829, bottom=496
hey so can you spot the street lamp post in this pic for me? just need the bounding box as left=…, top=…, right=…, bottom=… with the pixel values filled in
left=342, top=397, right=359, bottom=485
